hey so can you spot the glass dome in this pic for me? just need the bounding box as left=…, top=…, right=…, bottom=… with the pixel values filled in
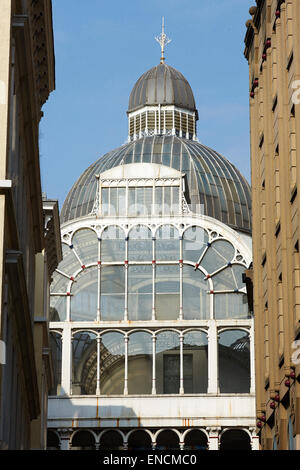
left=61, top=135, right=252, bottom=234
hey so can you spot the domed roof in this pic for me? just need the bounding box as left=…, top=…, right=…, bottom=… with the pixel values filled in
left=61, top=135, right=251, bottom=234
left=128, top=63, right=197, bottom=114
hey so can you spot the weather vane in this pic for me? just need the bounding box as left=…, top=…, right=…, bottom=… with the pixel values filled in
left=155, top=17, right=171, bottom=64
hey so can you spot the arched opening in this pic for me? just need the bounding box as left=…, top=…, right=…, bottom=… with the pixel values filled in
left=220, top=429, right=251, bottom=451
left=72, top=332, right=97, bottom=395
left=183, top=331, right=208, bottom=393
left=128, top=332, right=152, bottom=394
left=47, top=430, right=60, bottom=450
left=156, top=430, right=179, bottom=450
left=184, top=430, right=208, bottom=450
left=156, top=332, right=180, bottom=394
left=100, top=332, right=125, bottom=395
left=71, top=430, right=95, bottom=450
left=128, top=430, right=152, bottom=450
left=100, top=430, right=124, bottom=450
left=218, top=330, right=250, bottom=393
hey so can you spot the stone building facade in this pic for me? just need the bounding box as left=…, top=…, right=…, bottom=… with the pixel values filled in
left=0, top=0, right=61, bottom=449
left=244, top=0, right=300, bottom=450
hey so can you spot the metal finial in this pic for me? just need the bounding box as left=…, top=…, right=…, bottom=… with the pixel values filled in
left=155, top=17, right=171, bottom=64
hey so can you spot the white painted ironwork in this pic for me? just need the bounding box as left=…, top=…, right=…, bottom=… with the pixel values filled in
left=155, top=17, right=171, bottom=64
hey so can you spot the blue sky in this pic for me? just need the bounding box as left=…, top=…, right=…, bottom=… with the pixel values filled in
left=40, top=0, right=253, bottom=210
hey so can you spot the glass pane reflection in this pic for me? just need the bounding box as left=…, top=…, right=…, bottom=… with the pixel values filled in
left=156, top=332, right=180, bottom=394
left=218, top=330, right=250, bottom=393
left=128, top=332, right=152, bottom=394
left=100, top=332, right=125, bottom=395
left=72, top=332, right=97, bottom=395
left=183, top=332, right=208, bottom=393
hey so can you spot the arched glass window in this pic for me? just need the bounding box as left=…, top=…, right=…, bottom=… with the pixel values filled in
left=183, top=331, right=208, bottom=393
left=128, top=266, right=152, bottom=320
left=101, top=226, right=125, bottom=262
left=72, top=229, right=98, bottom=266
left=49, top=332, right=62, bottom=396
left=156, top=225, right=180, bottom=261
left=128, top=332, right=152, bottom=395
left=183, top=227, right=208, bottom=263
left=128, top=225, right=152, bottom=261
left=71, top=267, right=98, bottom=321
left=156, top=331, right=180, bottom=394
left=183, top=265, right=209, bottom=320
left=218, top=330, right=250, bottom=393
left=155, top=265, right=180, bottom=320
left=101, top=266, right=125, bottom=320
left=72, top=332, right=97, bottom=395
left=100, top=332, right=125, bottom=395
left=214, top=293, right=249, bottom=319
left=201, top=240, right=235, bottom=274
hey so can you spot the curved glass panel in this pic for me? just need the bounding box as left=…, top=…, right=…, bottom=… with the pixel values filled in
left=156, top=225, right=180, bottom=261
left=218, top=330, right=250, bottom=393
left=201, top=240, right=235, bottom=274
left=101, top=226, right=125, bottom=262
left=101, top=266, right=125, bottom=321
left=183, top=265, right=209, bottom=320
left=214, top=293, right=249, bottom=319
left=100, top=332, right=125, bottom=395
left=72, top=229, right=98, bottom=265
left=155, top=265, right=180, bottom=320
left=231, top=264, right=247, bottom=290
left=183, top=227, right=208, bottom=263
left=71, top=267, right=98, bottom=321
left=183, top=331, right=208, bottom=393
left=128, top=332, right=152, bottom=395
left=50, top=270, right=69, bottom=294
left=212, top=264, right=246, bottom=291
left=128, top=225, right=152, bottom=261
left=56, top=243, right=81, bottom=277
left=156, top=331, right=180, bottom=394
left=50, top=296, right=66, bottom=321
left=72, top=332, right=97, bottom=395
left=128, top=266, right=152, bottom=320
left=49, top=332, right=62, bottom=396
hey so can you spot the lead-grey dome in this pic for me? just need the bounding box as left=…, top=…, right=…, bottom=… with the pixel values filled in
left=128, top=63, right=197, bottom=114
left=61, top=135, right=252, bottom=234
